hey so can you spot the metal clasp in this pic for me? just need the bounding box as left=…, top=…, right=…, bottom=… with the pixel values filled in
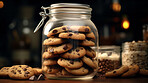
left=34, top=6, right=50, bottom=33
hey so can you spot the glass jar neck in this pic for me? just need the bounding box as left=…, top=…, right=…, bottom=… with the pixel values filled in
left=49, top=14, right=91, bottom=20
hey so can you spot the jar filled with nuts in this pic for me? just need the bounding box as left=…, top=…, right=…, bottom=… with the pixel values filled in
left=97, top=46, right=121, bottom=74
left=34, top=3, right=99, bottom=80
left=122, top=41, right=148, bottom=69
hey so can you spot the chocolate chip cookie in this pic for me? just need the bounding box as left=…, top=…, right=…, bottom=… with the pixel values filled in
left=79, top=39, right=95, bottom=46
left=42, top=65, right=62, bottom=74
left=0, top=67, right=10, bottom=77
left=8, top=65, right=34, bottom=79
left=59, top=32, right=86, bottom=40
left=57, top=58, right=83, bottom=69
left=65, top=67, right=89, bottom=75
left=33, top=68, right=43, bottom=75
left=43, top=58, right=58, bottom=66
left=47, top=26, right=68, bottom=37
left=82, top=56, right=98, bottom=69
left=105, top=65, right=129, bottom=77
left=85, top=47, right=96, bottom=58
left=68, top=26, right=91, bottom=32
left=42, top=52, right=59, bottom=58
left=47, top=43, right=73, bottom=54
left=121, top=65, right=139, bottom=77
left=86, top=32, right=95, bottom=39
left=43, top=37, right=67, bottom=45
left=139, top=69, right=148, bottom=75
left=61, top=47, right=86, bottom=59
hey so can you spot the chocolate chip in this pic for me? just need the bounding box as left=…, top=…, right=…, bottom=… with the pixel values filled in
left=48, top=69, right=52, bottom=72
left=29, top=75, right=37, bottom=81
left=37, top=74, right=45, bottom=80
left=113, top=71, right=116, bottom=73
left=17, top=70, right=22, bottom=74
left=62, top=27, right=66, bottom=30
left=61, top=58, right=63, bottom=61
left=63, top=45, right=68, bottom=50
left=23, top=68, right=27, bottom=71
left=76, top=49, right=79, bottom=52
left=19, top=66, right=21, bottom=67
left=85, top=28, right=89, bottom=32
left=24, top=74, right=28, bottom=77
left=11, top=70, right=16, bottom=74
left=25, top=71, right=30, bottom=74
left=70, top=61, right=74, bottom=64
left=80, top=48, right=83, bottom=50
left=50, top=49, right=54, bottom=53
left=68, top=34, right=73, bottom=36
left=52, top=30, right=58, bottom=33
left=78, top=54, right=80, bottom=56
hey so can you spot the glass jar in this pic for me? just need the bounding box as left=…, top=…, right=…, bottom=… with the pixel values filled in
left=143, top=24, right=148, bottom=42
left=34, top=3, right=99, bottom=80
left=122, top=41, right=148, bottom=69
left=97, top=46, right=121, bottom=74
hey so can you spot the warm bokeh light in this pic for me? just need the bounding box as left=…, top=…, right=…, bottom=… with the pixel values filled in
left=0, top=1, right=4, bottom=8
left=112, top=2, right=121, bottom=12
left=122, top=20, right=130, bottom=29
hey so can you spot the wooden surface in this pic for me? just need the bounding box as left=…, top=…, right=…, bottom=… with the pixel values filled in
left=0, top=77, right=148, bottom=83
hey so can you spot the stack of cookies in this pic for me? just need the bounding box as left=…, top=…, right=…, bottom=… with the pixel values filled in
left=42, top=25, right=98, bottom=76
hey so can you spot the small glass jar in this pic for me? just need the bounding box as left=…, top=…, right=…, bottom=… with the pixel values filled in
left=97, top=46, right=121, bottom=74
left=143, top=24, right=148, bottom=42
left=34, top=3, right=99, bottom=80
left=122, top=41, right=148, bottom=69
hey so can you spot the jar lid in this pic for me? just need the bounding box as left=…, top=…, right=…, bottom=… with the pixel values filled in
left=50, top=3, right=90, bottom=9
left=99, top=45, right=120, bottom=51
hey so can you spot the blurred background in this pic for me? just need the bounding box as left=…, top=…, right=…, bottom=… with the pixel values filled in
left=0, top=0, right=148, bottom=68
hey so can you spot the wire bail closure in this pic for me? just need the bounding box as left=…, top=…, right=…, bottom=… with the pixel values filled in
left=34, top=6, right=50, bottom=33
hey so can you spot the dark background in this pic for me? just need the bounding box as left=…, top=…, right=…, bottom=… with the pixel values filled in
left=0, top=0, right=148, bottom=67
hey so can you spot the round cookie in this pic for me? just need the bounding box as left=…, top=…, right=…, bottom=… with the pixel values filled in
left=8, top=65, right=34, bottom=79
left=43, top=38, right=67, bottom=45
left=0, top=67, right=10, bottom=77
left=61, top=69, right=72, bottom=76
left=42, top=65, right=61, bottom=74
left=86, top=32, right=95, bottom=39
left=68, top=26, right=91, bottom=32
left=79, top=39, right=95, bottom=46
left=105, top=65, right=129, bottom=77
left=42, top=52, right=59, bottom=58
left=121, top=65, right=139, bottom=77
left=85, top=47, right=96, bottom=58
left=82, top=56, right=98, bottom=69
left=33, top=68, right=42, bottom=75
left=47, top=26, right=68, bottom=37
left=47, top=43, right=73, bottom=54
left=65, top=67, right=89, bottom=75
left=61, top=47, right=86, bottom=59
left=57, top=58, right=83, bottom=69
left=59, top=32, right=86, bottom=40
left=43, top=58, right=58, bottom=66
left=139, top=69, right=148, bottom=75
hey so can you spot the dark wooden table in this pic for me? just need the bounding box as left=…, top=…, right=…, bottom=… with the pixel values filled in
left=0, top=77, right=148, bottom=83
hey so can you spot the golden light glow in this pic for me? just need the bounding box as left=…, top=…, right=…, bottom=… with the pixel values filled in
left=0, top=1, right=4, bottom=8
left=122, top=20, right=130, bottom=29
left=112, top=2, right=121, bottom=12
